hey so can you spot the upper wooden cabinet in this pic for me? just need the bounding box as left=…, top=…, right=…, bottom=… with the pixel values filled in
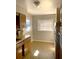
left=16, top=12, right=26, bottom=40
left=20, top=14, right=26, bottom=29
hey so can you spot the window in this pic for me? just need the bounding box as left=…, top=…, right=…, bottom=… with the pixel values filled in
left=26, top=16, right=31, bottom=32
left=38, top=20, right=54, bottom=31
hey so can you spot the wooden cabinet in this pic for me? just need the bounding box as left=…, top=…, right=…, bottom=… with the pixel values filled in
left=16, top=12, right=26, bottom=40
left=16, top=37, right=31, bottom=59
left=20, top=14, right=26, bottom=29
left=16, top=41, right=24, bottom=59
left=24, top=37, right=31, bottom=59
left=16, top=13, right=21, bottom=40
left=16, top=47, right=22, bottom=59
left=20, top=14, right=26, bottom=40
left=16, top=12, right=31, bottom=59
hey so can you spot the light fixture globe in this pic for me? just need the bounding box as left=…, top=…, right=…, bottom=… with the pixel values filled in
left=33, top=0, right=40, bottom=7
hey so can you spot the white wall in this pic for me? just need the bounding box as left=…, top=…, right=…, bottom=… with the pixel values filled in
left=32, top=14, right=56, bottom=43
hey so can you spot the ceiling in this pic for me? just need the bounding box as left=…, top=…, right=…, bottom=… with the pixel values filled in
left=16, top=0, right=61, bottom=15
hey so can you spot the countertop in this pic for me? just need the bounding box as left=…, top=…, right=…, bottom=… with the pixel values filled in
left=16, top=35, right=31, bottom=44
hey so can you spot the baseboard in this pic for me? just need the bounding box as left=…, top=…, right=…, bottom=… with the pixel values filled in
left=32, top=39, right=55, bottom=44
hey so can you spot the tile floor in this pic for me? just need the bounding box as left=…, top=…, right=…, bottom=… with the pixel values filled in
left=31, top=41, right=55, bottom=59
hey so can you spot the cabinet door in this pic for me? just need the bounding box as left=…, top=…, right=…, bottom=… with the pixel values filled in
left=16, top=13, right=20, bottom=28
left=24, top=37, right=31, bottom=59
left=20, top=14, right=26, bottom=39
left=16, top=13, right=21, bottom=40
left=16, top=47, right=22, bottom=59
left=20, top=14, right=26, bottom=29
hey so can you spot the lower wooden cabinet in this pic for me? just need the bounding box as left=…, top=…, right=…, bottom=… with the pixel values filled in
left=16, top=41, right=24, bottom=59
left=24, top=37, right=31, bottom=59
left=16, top=46, right=22, bottom=59
left=16, top=37, right=31, bottom=59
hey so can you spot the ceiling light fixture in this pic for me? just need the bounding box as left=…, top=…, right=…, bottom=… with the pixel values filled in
left=33, top=0, right=40, bottom=7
